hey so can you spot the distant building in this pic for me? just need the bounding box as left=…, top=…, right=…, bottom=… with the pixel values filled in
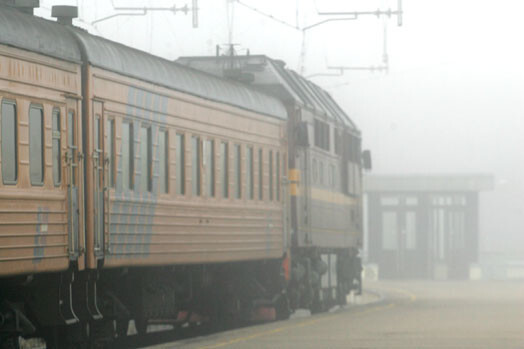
left=364, top=174, right=494, bottom=279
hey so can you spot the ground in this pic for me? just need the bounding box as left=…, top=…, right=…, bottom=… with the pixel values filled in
left=151, top=280, right=524, bottom=349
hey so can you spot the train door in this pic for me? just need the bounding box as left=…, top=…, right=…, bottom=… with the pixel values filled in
left=66, top=98, right=83, bottom=267
left=92, top=101, right=104, bottom=260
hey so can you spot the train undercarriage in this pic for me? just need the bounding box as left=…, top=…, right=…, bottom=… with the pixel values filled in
left=0, top=248, right=361, bottom=348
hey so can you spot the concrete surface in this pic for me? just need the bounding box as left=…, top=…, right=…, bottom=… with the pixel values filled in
left=152, top=280, right=524, bottom=348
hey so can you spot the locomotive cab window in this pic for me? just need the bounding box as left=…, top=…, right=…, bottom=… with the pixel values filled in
left=314, top=119, right=330, bottom=151
left=29, top=105, right=44, bottom=186
left=52, top=108, right=61, bottom=186
left=1, top=100, right=17, bottom=184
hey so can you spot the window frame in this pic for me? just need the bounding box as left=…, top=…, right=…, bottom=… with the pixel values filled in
left=258, top=148, right=263, bottom=200
left=191, top=135, right=201, bottom=196
left=176, top=133, right=185, bottom=195
left=204, top=138, right=215, bottom=198
left=121, top=120, right=134, bottom=191
left=140, top=124, right=153, bottom=192
left=29, top=104, right=45, bottom=186
left=269, top=150, right=273, bottom=201
left=158, top=128, right=169, bottom=194
left=234, top=144, right=242, bottom=199
left=1, top=99, right=18, bottom=185
left=221, top=141, right=229, bottom=199
left=246, top=146, right=254, bottom=200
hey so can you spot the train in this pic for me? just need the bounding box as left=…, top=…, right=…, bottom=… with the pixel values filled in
left=0, top=2, right=370, bottom=348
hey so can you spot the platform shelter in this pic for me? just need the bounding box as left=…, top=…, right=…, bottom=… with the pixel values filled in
left=364, top=175, right=493, bottom=279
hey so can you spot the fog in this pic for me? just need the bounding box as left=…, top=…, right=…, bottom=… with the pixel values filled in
left=37, top=0, right=524, bottom=254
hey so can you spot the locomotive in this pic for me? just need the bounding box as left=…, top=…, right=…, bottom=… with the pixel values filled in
left=0, top=2, right=369, bottom=347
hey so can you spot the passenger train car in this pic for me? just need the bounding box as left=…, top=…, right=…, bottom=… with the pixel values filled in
left=0, top=2, right=367, bottom=347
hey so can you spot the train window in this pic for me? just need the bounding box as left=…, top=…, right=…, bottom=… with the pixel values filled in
left=176, top=133, right=185, bottom=195
left=314, top=119, right=330, bottom=151
left=269, top=150, right=273, bottom=201
left=276, top=152, right=280, bottom=201
left=234, top=144, right=241, bottom=199
left=192, top=136, right=201, bottom=196
left=205, top=139, right=215, bottom=197
left=258, top=149, right=263, bottom=200
left=121, top=121, right=134, bottom=190
left=1, top=100, right=17, bottom=184
left=52, top=108, right=61, bottom=186
left=158, top=129, right=168, bottom=194
left=221, top=142, right=228, bottom=198
left=140, top=125, right=152, bottom=192
left=29, top=105, right=44, bottom=185
left=107, top=119, right=115, bottom=188
left=246, top=146, right=254, bottom=200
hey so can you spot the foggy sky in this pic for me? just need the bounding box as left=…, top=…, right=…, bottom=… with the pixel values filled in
left=37, top=0, right=524, bottom=254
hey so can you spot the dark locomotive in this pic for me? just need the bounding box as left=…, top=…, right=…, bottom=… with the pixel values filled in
left=0, top=2, right=368, bottom=347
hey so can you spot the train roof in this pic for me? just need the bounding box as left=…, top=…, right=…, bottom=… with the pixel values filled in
left=177, top=55, right=358, bottom=132
left=0, top=5, right=287, bottom=120
left=0, top=5, right=81, bottom=63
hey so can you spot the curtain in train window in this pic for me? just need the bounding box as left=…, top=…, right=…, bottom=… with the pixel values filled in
left=221, top=142, right=228, bottom=198
left=140, top=126, right=152, bottom=192
left=158, top=130, right=168, bottom=194
left=205, top=139, right=215, bottom=197
left=192, top=136, right=201, bottom=196
left=1, top=100, right=17, bottom=184
left=382, top=211, right=398, bottom=250
left=246, top=146, right=253, bottom=200
left=29, top=105, right=44, bottom=185
left=176, top=134, right=185, bottom=195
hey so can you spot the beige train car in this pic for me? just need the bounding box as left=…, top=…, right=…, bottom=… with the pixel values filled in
left=0, top=10, right=84, bottom=277
left=71, top=30, right=289, bottom=270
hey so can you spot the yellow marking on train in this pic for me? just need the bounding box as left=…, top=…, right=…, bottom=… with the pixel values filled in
left=288, top=168, right=300, bottom=182
left=197, top=287, right=417, bottom=349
